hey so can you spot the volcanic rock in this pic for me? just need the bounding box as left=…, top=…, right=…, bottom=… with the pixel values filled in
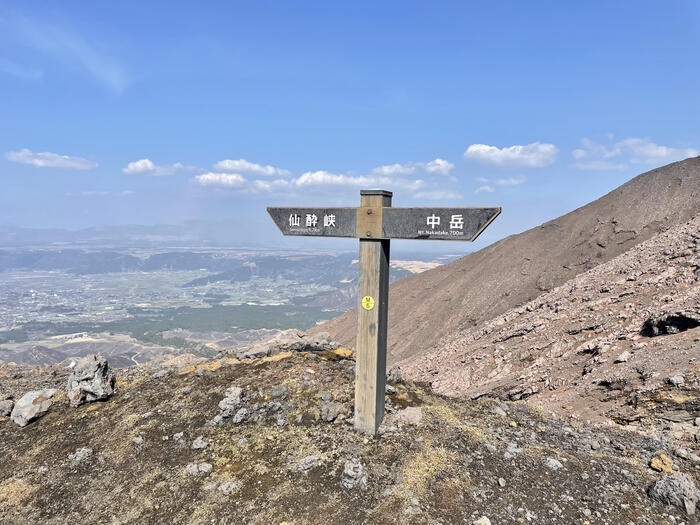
left=297, top=455, right=320, bottom=472
left=66, top=355, right=116, bottom=408
left=648, top=473, right=700, bottom=515
left=10, top=388, right=57, bottom=427
left=341, top=458, right=367, bottom=490
left=397, top=406, right=422, bottom=425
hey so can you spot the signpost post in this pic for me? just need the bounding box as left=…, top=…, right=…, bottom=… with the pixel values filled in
left=268, top=190, right=500, bottom=435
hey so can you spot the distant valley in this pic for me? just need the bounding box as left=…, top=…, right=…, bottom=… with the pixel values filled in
left=0, top=247, right=454, bottom=366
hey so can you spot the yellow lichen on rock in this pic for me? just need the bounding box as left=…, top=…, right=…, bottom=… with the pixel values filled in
left=649, top=452, right=673, bottom=472
left=262, top=351, right=293, bottom=363
left=317, top=347, right=354, bottom=360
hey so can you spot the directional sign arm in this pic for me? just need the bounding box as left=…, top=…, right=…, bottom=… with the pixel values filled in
left=267, top=207, right=357, bottom=238
left=381, top=207, right=501, bottom=241
left=268, top=206, right=500, bottom=241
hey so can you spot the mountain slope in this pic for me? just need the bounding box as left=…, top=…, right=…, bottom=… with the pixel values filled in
left=311, top=157, right=700, bottom=365
left=399, top=215, right=699, bottom=428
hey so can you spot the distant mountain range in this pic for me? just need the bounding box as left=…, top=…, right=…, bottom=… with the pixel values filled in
left=0, top=219, right=280, bottom=248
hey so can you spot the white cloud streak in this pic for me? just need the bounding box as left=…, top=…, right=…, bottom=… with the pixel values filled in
left=371, top=163, right=416, bottom=176
left=193, top=156, right=456, bottom=198
left=193, top=169, right=425, bottom=194
left=571, top=137, right=699, bottom=171
left=371, top=158, right=454, bottom=177
left=464, top=142, right=558, bottom=168
left=494, top=176, right=527, bottom=186
left=423, top=158, right=454, bottom=175
left=194, top=172, right=247, bottom=187
left=6, top=148, right=97, bottom=170
left=570, top=159, right=627, bottom=172
left=213, top=158, right=291, bottom=177
left=295, top=170, right=424, bottom=191
left=11, top=14, right=127, bottom=94
left=474, top=176, right=527, bottom=193
left=122, top=159, right=194, bottom=176
left=414, top=189, right=462, bottom=200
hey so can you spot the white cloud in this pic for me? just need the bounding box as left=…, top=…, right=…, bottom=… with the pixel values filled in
left=571, top=136, right=698, bottom=171
left=422, top=158, right=454, bottom=175
left=122, top=159, right=192, bottom=176
left=371, top=163, right=416, bottom=176
left=194, top=168, right=426, bottom=195
left=464, top=142, right=558, bottom=167
left=474, top=176, right=527, bottom=192
left=571, top=159, right=627, bottom=171
left=371, top=158, right=454, bottom=177
left=295, top=170, right=424, bottom=191
left=213, top=158, right=291, bottom=177
left=248, top=179, right=293, bottom=193
left=197, top=156, right=453, bottom=193
left=494, top=176, right=527, bottom=186
left=194, top=172, right=246, bottom=187
left=6, top=148, right=97, bottom=170
left=616, top=137, right=698, bottom=164
left=194, top=157, right=461, bottom=195
left=123, top=159, right=156, bottom=174
left=414, top=190, right=462, bottom=200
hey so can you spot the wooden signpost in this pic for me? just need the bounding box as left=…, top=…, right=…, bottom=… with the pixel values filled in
left=268, top=190, right=500, bottom=434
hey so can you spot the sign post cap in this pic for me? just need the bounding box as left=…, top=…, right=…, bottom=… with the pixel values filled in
left=360, top=189, right=393, bottom=197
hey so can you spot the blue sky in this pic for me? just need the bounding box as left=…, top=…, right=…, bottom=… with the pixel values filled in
left=1, top=1, right=699, bottom=251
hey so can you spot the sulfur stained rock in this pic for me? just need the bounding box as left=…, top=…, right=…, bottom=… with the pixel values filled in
left=649, top=452, right=673, bottom=473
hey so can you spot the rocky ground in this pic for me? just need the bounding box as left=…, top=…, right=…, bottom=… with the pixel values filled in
left=1, top=348, right=699, bottom=524
left=400, top=216, right=699, bottom=440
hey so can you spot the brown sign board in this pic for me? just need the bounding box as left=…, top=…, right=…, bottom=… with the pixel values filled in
left=267, top=206, right=500, bottom=241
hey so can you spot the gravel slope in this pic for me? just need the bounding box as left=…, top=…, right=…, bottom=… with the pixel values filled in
left=399, top=215, right=699, bottom=436
left=1, top=350, right=698, bottom=524
left=311, top=157, right=700, bottom=367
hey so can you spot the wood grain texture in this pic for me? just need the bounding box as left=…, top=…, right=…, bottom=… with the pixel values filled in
left=354, top=191, right=392, bottom=434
